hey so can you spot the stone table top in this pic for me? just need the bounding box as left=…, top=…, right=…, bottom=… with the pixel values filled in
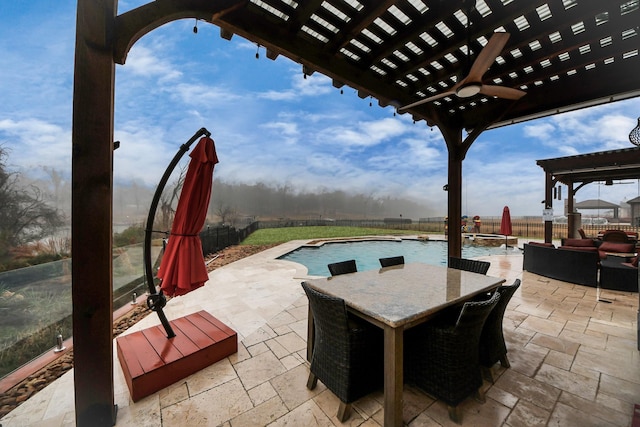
left=303, top=263, right=505, bottom=328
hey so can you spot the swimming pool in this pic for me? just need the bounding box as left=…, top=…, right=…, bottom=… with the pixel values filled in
left=278, top=239, right=519, bottom=276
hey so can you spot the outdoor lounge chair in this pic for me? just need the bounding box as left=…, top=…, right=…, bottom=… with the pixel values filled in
left=404, top=292, right=500, bottom=424
left=449, top=256, right=491, bottom=275
left=327, top=259, right=357, bottom=276
left=379, top=255, right=405, bottom=267
left=601, top=230, right=629, bottom=243
left=302, top=283, right=383, bottom=422
left=479, top=279, right=521, bottom=382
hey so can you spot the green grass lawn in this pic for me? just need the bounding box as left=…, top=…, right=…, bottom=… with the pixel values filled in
left=241, top=226, right=420, bottom=245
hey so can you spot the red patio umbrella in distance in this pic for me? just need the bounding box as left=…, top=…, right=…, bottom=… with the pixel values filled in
left=500, top=206, right=513, bottom=248
left=157, top=136, right=218, bottom=297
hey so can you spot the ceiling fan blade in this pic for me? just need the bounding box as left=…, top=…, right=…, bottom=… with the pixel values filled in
left=399, top=89, right=456, bottom=110
left=466, top=32, right=510, bottom=82
left=480, top=85, right=526, bottom=100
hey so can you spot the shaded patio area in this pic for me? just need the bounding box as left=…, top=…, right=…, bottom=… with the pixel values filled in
left=1, top=237, right=638, bottom=426
left=69, top=3, right=640, bottom=422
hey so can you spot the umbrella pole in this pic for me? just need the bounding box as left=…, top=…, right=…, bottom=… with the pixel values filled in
left=143, top=127, right=211, bottom=338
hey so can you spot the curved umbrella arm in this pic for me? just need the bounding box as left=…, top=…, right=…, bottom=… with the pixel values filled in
left=143, top=127, right=211, bottom=338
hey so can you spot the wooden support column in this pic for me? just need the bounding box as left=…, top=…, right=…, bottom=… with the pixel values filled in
left=544, top=172, right=553, bottom=243
left=447, top=146, right=463, bottom=258
left=72, top=0, right=117, bottom=425
left=567, top=182, right=575, bottom=238
left=439, top=123, right=484, bottom=260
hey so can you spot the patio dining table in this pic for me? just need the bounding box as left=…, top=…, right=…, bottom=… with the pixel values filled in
left=303, top=263, right=505, bottom=427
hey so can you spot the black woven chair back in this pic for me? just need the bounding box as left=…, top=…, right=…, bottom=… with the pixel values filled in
left=404, top=291, right=500, bottom=413
left=455, top=291, right=500, bottom=329
left=301, top=282, right=382, bottom=404
left=302, top=282, right=350, bottom=344
left=328, top=259, right=357, bottom=276
left=479, top=279, right=521, bottom=368
left=449, top=256, right=491, bottom=275
left=379, top=255, right=405, bottom=267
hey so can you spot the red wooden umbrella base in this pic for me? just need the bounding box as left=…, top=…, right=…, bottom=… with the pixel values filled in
left=116, top=310, right=237, bottom=402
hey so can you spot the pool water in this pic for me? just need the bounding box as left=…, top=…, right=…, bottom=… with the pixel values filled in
left=278, top=239, right=519, bottom=276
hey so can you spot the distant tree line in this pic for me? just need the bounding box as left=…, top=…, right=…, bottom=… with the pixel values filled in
left=112, top=177, right=435, bottom=228
left=0, top=146, right=65, bottom=268
left=0, top=141, right=436, bottom=268
left=208, top=180, right=435, bottom=226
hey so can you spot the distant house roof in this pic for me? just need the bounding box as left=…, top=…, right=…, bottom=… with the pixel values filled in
left=627, top=196, right=640, bottom=204
left=575, top=199, right=619, bottom=209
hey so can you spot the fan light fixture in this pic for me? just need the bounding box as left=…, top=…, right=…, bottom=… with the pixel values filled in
left=630, top=117, right=640, bottom=146
left=456, top=82, right=482, bottom=98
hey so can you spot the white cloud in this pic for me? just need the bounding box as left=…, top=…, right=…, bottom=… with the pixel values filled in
left=257, top=71, right=333, bottom=100
left=0, top=119, right=71, bottom=175
left=523, top=122, right=555, bottom=140
left=124, top=43, right=183, bottom=82
left=323, top=117, right=409, bottom=148
left=592, top=114, right=635, bottom=149
left=260, top=121, right=300, bottom=145
left=169, top=82, right=244, bottom=106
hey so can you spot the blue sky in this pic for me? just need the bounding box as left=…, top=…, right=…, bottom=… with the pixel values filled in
left=1, top=1, right=640, bottom=218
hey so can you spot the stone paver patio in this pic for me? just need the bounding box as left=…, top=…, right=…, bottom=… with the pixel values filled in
left=1, top=237, right=638, bottom=426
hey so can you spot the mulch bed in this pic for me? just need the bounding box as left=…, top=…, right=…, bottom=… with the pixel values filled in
left=0, top=244, right=275, bottom=419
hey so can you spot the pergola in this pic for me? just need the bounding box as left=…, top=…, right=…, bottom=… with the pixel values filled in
left=537, top=147, right=640, bottom=240
left=72, top=1, right=640, bottom=425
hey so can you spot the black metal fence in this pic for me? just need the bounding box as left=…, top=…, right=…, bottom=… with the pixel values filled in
left=200, top=222, right=259, bottom=255
left=200, top=218, right=640, bottom=255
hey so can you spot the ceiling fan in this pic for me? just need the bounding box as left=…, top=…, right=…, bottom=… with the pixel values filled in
left=400, top=32, right=526, bottom=110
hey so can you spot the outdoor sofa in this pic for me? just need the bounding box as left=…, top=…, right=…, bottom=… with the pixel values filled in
left=523, top=240, right=638, bottom=291
left=523, top=242, right=599, bottom=287
left=558, top=238, right=635, bottom=260
left=600, top=255, right=638, bottom=292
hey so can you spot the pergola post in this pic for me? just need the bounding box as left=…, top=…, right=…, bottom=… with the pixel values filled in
left=72, top=0, right=117, bottom=425
left=566, top=182, right=575, bottom=238
left=447, top=145, right=464, bottom=259
left=439, top=123, right=486, bottom=260
left=544, top=172, right=553, bottom=243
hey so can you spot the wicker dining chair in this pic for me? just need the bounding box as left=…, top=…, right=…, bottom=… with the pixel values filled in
left=479, top=279, right=521, bottom=382
left=449, top=256, right=491, bottom=275
left=327, top=259, right=358, bottom=276
left=302, top=283, right=383, bottom=421
left=404, top=292, right=500, bottom=424
left=379, top=255, right=405, bottom=267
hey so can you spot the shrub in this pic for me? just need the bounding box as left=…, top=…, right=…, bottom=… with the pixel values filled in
left=113, top=224, right=146, bottom=247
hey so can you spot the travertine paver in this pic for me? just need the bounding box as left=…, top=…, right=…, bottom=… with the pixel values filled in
left=1, top=237, right=638, bottom=427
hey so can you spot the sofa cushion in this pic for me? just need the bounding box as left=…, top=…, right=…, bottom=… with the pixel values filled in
left=562, top=238, right=595, bottom=247
left=559, top=246, right=597, bottom=252
left=528, top=241, right=554, bottom=248
left=597, top=241, right=636, bottom=259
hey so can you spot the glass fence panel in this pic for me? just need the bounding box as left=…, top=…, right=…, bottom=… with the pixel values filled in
left=0, top=242, right=163, bottom=379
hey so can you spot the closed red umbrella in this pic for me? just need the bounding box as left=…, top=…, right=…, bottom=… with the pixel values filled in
left=157, top=136, right=218, bottom=297
left=500, top=206, right=512, bottom=248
